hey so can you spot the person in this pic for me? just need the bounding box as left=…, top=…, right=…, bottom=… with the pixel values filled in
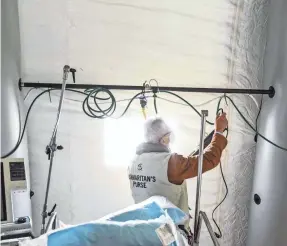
left=128, top=113, right=228, bottom=227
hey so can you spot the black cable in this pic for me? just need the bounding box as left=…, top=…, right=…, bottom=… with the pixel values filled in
left=170, top=91, right=286, bottom=152
left=216, top=96, right=228, bottom=138
left=115, top=91, right=147, bottom=119
left=153, top=93, right=158, bottom=114
left=211, top=96, right=229, bottom=238
left=7, top=99, right=23, bottom=159
left=4, top=88, right=286, bottom=159
left=1, top=88, right=146, bottom=158
left=41, top=87, right=145, bottom=104
left=211, top=93, right=286, bottom=238
left=78, top=88, right=146, bottom=119
left=157, top=95, right=222, bottom=107
left=161, top=90, right=215, bottom=125
left=256, top=95, right=263, bottom=130
left=23, top=87, right=37, bottom=101
left=5, top=84, right=216, bottom=158
left=212, top=161, right=228, bottom=239
left=254, top=95, right=263, bottom=142
left=82, top=88, right=116, bottom=119
left=4, top=86, right=210, bottom=158
left=1, top=89, right=55, bottom=159
left=224, top=95, right=287, bottom=151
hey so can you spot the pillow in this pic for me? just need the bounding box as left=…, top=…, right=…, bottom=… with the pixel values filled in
left=104, top=201, right=164, bottom=222
left=47, top=215, right=181, bottom=246
left=105, top=196, right=189, bottom=226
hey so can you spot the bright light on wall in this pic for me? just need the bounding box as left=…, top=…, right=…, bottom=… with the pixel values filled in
left=104, top=117, right=178, bottom=167
left=104, top=117, right=144, bottom=167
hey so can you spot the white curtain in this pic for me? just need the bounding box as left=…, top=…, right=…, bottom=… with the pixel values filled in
left=19, top=0, right=268, bottom=244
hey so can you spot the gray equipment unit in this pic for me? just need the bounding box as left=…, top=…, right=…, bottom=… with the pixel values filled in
left=1, top=158, right=33, bottom=245
left=1, top=158, right=32, bottom=224
left=1, top=220, right=33, bottom=245
left=246, top=0, right=287, bottom=245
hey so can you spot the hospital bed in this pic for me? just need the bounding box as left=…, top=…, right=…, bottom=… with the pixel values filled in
left=19, top=196, right=191, bottom=246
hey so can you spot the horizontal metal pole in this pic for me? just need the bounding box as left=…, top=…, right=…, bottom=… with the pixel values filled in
left=19, top=80, right=275, bottom=97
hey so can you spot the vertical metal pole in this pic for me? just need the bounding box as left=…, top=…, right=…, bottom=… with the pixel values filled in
left=48, top=65, right=70, bottom=145
left=40, top=65, right=70, bottom=234
left=196, top=212, right=203, bottom=244
left=200, top=212, right=220, bottom=246
left=45, top=212, right=58, bottom=233
left=194, top=110, right=208, bottom=243
left=40, top=151, right=55, bottom=235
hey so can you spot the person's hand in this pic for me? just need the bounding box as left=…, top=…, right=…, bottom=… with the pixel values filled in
left=215, top=112, right=228, bottom=133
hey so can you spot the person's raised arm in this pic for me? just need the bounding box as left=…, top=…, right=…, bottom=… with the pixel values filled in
left=168, top=113, right=228, bottom=185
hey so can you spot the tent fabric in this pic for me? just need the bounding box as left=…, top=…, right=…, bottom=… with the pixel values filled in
left=18, top=0, right=267, bottom=245
left=219, top=0, right=269, bottom=245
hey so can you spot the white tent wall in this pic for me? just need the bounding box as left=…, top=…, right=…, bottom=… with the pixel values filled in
left=1, top=0, right=31, bottom=189
left=219, top=0, right=269, bottom=245
left=247, top=0, right=287, bottom=245
left=16, top=0, right=267, bottom=245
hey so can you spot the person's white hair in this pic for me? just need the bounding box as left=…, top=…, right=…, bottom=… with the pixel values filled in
left=144, top=117, right=172, bottom=144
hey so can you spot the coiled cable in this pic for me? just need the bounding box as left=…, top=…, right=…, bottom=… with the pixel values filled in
left=82, top=88, right=116, bottom=119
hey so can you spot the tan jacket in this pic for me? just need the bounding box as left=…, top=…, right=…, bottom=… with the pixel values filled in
left=168, top=134, right=227, bottom=185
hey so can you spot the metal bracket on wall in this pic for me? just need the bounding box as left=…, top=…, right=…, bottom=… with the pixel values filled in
left=18, top=78, right=22, bottom=91
left=268, top=86, right=275, bottom=98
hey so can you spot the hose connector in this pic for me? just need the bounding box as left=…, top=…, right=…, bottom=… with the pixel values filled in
left=140, top=96, right=147, bottom=119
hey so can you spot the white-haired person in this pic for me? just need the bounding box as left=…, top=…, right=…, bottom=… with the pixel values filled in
left=128, top=114, right=228, bottom=243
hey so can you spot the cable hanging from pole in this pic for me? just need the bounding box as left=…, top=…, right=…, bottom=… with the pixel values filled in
left=3, top=76, right=285, bottom=160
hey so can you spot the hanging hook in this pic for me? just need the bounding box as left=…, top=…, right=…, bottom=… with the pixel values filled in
left=142, top=81, right=148, bottom=96
left=149, top=79, right=159, bottom=94
left=223, top=93, right=228, bottom=106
